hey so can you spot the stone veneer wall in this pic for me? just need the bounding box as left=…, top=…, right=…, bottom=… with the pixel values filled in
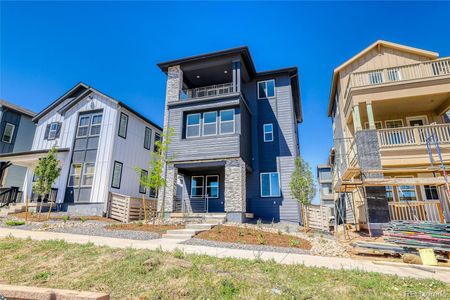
left=224, top=158, right=246, bottom=222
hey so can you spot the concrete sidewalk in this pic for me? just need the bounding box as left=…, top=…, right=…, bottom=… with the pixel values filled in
left=0, top=228, right=449, bottom=283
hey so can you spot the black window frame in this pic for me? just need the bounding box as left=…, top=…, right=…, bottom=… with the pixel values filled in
left=139, top=169, right=148, bottom=194
left=153, top=132, right=161, bottom=153
left=2, top=122, right=16, bottom=143
left=118, top=112, right=128, bottom=139
left=144, top=127, right=152, bottom=150
left=111, top=161, right=123, bottom=189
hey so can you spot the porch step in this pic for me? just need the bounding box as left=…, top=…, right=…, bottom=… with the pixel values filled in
left=185, top=223, right=215, bottom=230
left=162, top=223, right=216, bottom=240
left=161, top=233, right=194, bottom=240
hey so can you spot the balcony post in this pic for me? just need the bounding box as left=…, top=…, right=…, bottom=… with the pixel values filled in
left=366, top=102, right=376, bottom=129
left=352, top=104, right=362, bottom=131
left=232, top=60, right=241, bottom=93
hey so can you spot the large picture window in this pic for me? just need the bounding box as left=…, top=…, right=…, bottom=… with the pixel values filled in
left=257, top=79, right=275, bottom=99
left=2, top=123, right=15, bottom=143
left=260, top=172, right=281, bottom=197
left=186, top=113, right=201, bottom=138
left=191, top=176, right=204, bottom=198
left=111, top=161, right=123, bottom=189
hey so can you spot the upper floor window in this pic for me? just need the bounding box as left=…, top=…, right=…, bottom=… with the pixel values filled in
left=144, top=127, right=152, bottom=150
left=368, top=71, right=384, bottom=85
left=77, top=113, right=102, bottom=138
left=260, top=172, right=281, bottom=197
left=139, top=169, right=148, bottom=194
left=322, top=183, right=332, bottom=195
left=186, top=113, right=201, bottom=138
left=258, top=79, right=275, bottom=99
left=220, top=109, right=235, bottom=134
left=2, top=123, right=15, bottom=143
left=424, top=185, right=439, bottom=200
left=203, top=111, right=217, bottom=136
left=263, top=123, right=274, bottom=142
left=90, top=114, right=102, bottom=136
left=154, top=132, right=161, bottom=153
left=77, top=116, right=90, bottom=137
left=118, top=112, right=128, bottom=138
left=385, top=119, right=403, bottom=128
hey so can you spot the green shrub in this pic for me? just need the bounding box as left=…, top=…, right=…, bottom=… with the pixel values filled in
left=136, top=220, right=144, bottom=226
left=238, top=229, right=244, bottom=237
left=277, top=229, right=283, bottom=236
left=257, top=233, right=266, bottom=245
left=173, top=248, right=185, bottom=259
left=79, top=216, right=87, bottom=223
left=5, top=220, right=25, bottom=226
left=62, top=215, right=69, bottom=223
left=289, top=239, right=300, bottom=247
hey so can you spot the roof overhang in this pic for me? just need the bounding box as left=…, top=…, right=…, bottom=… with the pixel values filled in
left=0, top=148, right=70, bottom=168
left=0, top=99, right=36, bottom=118
left=327, top=40, right=440, bottom=117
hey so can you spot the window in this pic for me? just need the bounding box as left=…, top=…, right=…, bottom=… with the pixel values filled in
left=111, top=161, right=123, bottom=188
left=220, top=109, right=235, bottom=134
left=202, top=111, right=217, bottom=136
left=397, top=177, right=417, bottom=201
left=386, top=186, right=394, bottom=202
left=186, top=113, right=201, bottom=138
left=149, top=188, right=158, bottom=198
left=76, top=116, right=90, bottom=137
left=191, top=176, right=204, bottom=198
left=144, top=127, right=152, bottom=150
left=90, top=114, right=102, bottom=136
left=68, top=164, right=82, bottom=187
left=2, top=123, right=15, bottom=143
left=118, top=113, right=128, bottom=138
left=385, top=119, right=403, bottom=128
left=47, top=122, right=60, bottom=140
left=424, top=185, right=439, bottom=200
left=260, top=172, right=281, bottom=197
left=206, top=175, right=219, bottom=198
left=139, top=169, right=148, bottom=194
left=364, top=121, right=383, bottom=129
left=153, top=132, right=161, bottom=153
left=82, top=163, right=95, bottom=187
left=368, top=71, right=384, bottom=84
left=322, top=183, right=332, bottom=195
left=387, top=68, right=401, bottom=81
left=258, top=79, right=275, bottom=99
left=263, top=123, right=274, bottom=142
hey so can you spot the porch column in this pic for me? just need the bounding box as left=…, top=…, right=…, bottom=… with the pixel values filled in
left=224, top=158, right=246, bottom=222
left=158, top=164, right=178, bottom=217
left=352, top=104, right=362, bottom=131
left=366, top=102, right=376, bottom=129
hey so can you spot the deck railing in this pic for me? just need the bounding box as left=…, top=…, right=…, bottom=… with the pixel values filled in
left=388, top=200, right=445, bottom=223
left=350, top=57, right=450, bottom=88
left=377, top=124, right=450, bottom=148
left=180, top=82, right=234, bottom=100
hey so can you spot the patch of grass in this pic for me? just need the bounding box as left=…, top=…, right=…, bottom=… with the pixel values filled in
left=62, top=215, right=69, bottom=223
left=0, top=237, right=448, bottom=299
left=79, top=216, right=87, bottom=223
left=173, top=248, right=185, bottom=259
left=4, top=220, right=25, bottom=226
left=289, top=239, right=300, bottom=247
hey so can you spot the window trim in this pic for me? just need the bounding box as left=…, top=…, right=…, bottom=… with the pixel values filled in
left=149, top=187, right=158, bottom=199
left=89, top=113, right=103, bottom=137
left=48, top=122, right=60, bottom=140
left=2, top=122, right=15, bottom=143
left=76, top=116, right=90, bottom=138
left=263, top=123, right=274, bottom=142
left=423, top=185, right=440, bottom=200
left=219, top=109, right=235, bottom=135
left=395, top=176, right=417, bottom=202
left=186, top=113, right=201, bottom=138
left=260, top=172, right=281, bottom=198
left=257, top=79, right=276, bottom=99
left=202, top=111, right=218, bottom=136
left=190, top=175, right=204, bottom=198
left=406, top=115, right=429, bottom=127
left=205, top=175, right=220, bottom=199
left=384, top=119, right=404, bottom=128
left=144, top=127, right=152, bottom=150
left=139, top=169, right=148, bottom=194
left=111, top=161, right=123, bottom=189
left=118, top=112, right=128, bottom=139
left=364, top=121, right=383, bottom=130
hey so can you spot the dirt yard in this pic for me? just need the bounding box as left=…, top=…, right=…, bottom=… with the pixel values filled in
left=106, top=223, right=185, bottom=235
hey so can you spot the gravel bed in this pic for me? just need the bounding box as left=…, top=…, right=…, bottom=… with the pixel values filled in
left=0, top=220, right=160, bottom=240
left=183, top=238, right=310, bottom=254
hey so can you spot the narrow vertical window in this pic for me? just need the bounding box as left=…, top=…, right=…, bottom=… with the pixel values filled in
left=263, top=123, right=274, bottom=142
left=144, top=127, right=152, bottom=150
left=68, top=164, right=82, bottom=187
left=111, top=161, right=123, bottom=189
left=82, top=163, right=95, bottom=187
left=206, top=175, right=219, bottom=198
left=90, top=114, right=102, bottom=136
left=139, top=169, right=148, bottom=193
left=191, top=176, right=204, bottom=198
left=77, top=116, right=90, bottom=138
left=153, top=132, right=161, bottom=153
left=48, top=122, right=60, bottom=140
left=118, top=112, right=128, bottom=138
left=186, top=113, right=201, bottom=138
left=257, top=79, right=275, bottom=99
left=2, top=123, right=15, bottom=143
left=202, top=111, right=217, bottom=136
left=220, top=109, right=235, bottom=134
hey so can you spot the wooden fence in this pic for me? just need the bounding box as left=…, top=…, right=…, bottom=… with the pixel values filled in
left=304, top=204, right=330, bottom=231
left=388, top=200, right=445, bottom=223
left=108, top=192, right=158, bottom=223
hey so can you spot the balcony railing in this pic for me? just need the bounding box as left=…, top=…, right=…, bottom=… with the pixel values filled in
left=388, top=200, right=444, bottom=223
left=377, top=124, right=450, bottom=148
left=180, top=82, right=234, bottom=100
left=350, top=57, right=450, bottom=88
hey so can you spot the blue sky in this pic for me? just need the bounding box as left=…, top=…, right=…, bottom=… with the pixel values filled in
left=1, top=1, right=450, bottom=203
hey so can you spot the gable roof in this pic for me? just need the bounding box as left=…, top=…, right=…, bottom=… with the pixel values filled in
left=0, top=99, right=36, bottom=118
left=327, top=40, right=439, bottom=116
left=33, top=82, right=162, bottom=131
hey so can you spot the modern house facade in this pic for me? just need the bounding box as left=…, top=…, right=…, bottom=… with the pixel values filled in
left=328, top=40, right=450, bottom=233
left=0, top=100, right=36, bottom=192
left=157, top=47, right=303, bottom=223
left=0, top=83, right=162, bottom=215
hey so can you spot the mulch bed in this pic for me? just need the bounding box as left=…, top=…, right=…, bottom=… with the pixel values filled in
left=10, top=212, right=116, bottom=223
left=196, top=225, right=312, bottom=250
left=106, top=223, right=185, bottom=235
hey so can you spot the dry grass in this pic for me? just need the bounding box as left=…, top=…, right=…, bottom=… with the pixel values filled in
left=106, top=223, right=184, bottom=235
left=196, top=225, right=312, bottom=250
left=0, top=238, right=448, bottom=299
left=10, top=212, right=115, bottom=223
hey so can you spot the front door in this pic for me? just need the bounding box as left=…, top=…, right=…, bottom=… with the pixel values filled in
left=64, top=111, right=102, bottom=203
left=407, top=116, right=428, bottom=127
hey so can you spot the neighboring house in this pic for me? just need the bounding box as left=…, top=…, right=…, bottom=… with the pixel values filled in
left=317, top=164, right=334, bottom=221
left=328, top=40, right=450, bottom=233
left=0, top=99, right=36, bottom=192
left=0, top=83, right=162, bottom=215
left=157, top=47, right=303, bottom=223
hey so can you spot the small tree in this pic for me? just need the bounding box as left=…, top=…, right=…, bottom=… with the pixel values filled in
left=32, top=147, right=61, bottom=219
left=135, top=128, right=175, bottom=222
left=289, top=156, right=316, bottom=230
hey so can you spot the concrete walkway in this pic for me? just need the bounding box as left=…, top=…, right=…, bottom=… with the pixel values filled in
left=1, top=228, right=449, bottom=283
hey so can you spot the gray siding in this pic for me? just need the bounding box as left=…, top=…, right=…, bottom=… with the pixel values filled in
left=13, top=115, right=36, bottom=152
left=239, top=102, right=252, bottom=167
left=0, top=108, right=21, bottom=153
